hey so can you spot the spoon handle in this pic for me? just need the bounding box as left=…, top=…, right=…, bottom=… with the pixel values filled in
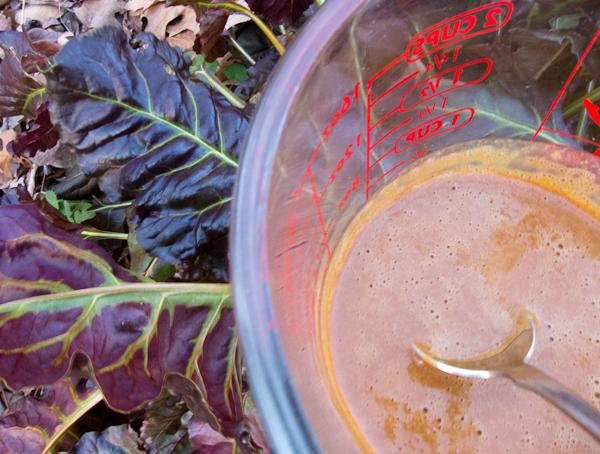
left=507, top=364, right=600, bottom=442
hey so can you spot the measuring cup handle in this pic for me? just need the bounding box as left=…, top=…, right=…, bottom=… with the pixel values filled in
left=507, top=364, right=600, bottom=442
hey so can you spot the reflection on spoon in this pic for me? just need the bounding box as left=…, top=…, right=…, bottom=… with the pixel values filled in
left=413, top=310, right=600, bottom=442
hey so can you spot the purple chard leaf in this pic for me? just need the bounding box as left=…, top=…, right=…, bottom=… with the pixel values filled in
left=0, top=203, right=255, bottom=450
left=46, top=26, right=249, bottom=265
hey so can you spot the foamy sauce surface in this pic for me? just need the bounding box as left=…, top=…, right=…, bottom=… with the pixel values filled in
left=320, top=144, right=600, bottom=453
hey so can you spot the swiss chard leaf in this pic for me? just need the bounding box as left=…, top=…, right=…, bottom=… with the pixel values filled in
left=443, top=83, right=574, bottom=146
left=0, top=426, right=45, bottom=453
left=0, top=204, right=245, bottom=442
left=0, top=32, right=44, bottom=118
left=246, top=0, right=312, bottom=25
left=0, top=203, right=138, bottom=304
left=0, top=282, right=234, bottom=413
left=0, top=378, right=103, bottom=453
left=46, top=27, right=249, bottom=264
left=0, top=31, right=57, bottom=118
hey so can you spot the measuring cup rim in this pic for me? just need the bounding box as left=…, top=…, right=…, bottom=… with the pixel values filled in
left=231, top=0, right=367, bottom=452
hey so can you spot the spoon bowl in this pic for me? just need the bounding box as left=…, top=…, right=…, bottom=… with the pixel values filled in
left=412, top=309, right=600, bottom=442
left=413, top=311, right=536, bottom=379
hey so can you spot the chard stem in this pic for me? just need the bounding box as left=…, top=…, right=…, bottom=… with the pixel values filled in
left=81, top=229, right=129, bottom=241
left=91, top=201, right=134, bottom=212
left=564, top=86, right=600, bottom=119
left=228, top=36, right=256, bottom=65
left=198, top=66, right=247, bottom=109
left=575, top=80, right=596, bottom=138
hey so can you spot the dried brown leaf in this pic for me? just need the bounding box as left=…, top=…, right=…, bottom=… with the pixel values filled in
left=168, top=29, right=196, bottom=51
left=0, top=12, right=12, bottom=32
left=165, top=375, right=220, bottom=431
left=224, top=1, right=250, bottom=30
left=72, top=424, right=145, bottom=454
left=73, top=0, right=126, bottom=30
left=128, top=1, right=199, bottom=51
left=195, top=7, right=228, bottom=59
left=0, top=130, right=16, bottom=185
left=126, top=0, right=159, bottom=10
left=140, top=392, right=188, bottom=453
left=14, top=0, right=60, bottom=28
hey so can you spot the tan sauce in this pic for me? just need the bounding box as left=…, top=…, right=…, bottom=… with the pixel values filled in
left=319, top=143, right=600, bottom=453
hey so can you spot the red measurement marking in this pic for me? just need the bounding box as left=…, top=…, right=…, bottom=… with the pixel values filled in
left=296, top=93, right=358, bottom=189
left=320, top=143, right=354, bottom=196
left=371, top=117, right=414, bottom=150
left=369, top=147, right=428, bottom=190
left=532, top=28, right=600, bottom=141
left=366, top=82, right=373, bottom=200
left=418, top=98, right=448, bottom=120
left=542, top=128, right=600, bottom=150
left=371, top=107, right=475, bottom=168
left=368, top=54, right=408, bottom=88
left=419, top=102, right=437, bottom=119
left=323, top=96, right=352, bottom=140
left=405, top=1, right=513, bottom=62
left=433, top=51, right=450, bottom=70
left=452, top=45, right=462, bottom=63
left=584, top=98, right=600, bottom=127
left=398, top=58, right=492, bottom=113
left=364, top=4, right=513, bottom=198
left=338, top=175, right=361, bottom=210
left=308, top=169, right=332, bottom=257
left=371, top=70, right=420, bottom=109
left=371, top=57, right=491, bottom=131
left=425, top=48, right=461, bottom=73
left=396, top=107, right=475, bottom=154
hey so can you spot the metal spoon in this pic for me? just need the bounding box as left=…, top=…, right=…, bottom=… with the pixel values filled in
left=412, top=310, right=600, bottom=441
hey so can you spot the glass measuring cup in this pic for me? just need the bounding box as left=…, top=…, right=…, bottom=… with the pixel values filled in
left=231, top=1, right=600, bottom=451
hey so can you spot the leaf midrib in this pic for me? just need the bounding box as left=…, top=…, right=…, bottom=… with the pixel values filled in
left=445, top=99, right=563, bottom=144
left=0, top=283, right=232, bottom=314
left=77, top=91, right=239, bottom=168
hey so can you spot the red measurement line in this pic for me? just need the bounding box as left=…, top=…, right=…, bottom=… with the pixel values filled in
left=370, top=105, right=411, bottom=132
left=370, top=145, right=395, bottom=169
left=542, top=128, right=600, bottom=149
left=295, top=141, right=323, bottom=191
left=370, top=70, right=419, bottom=109
left=368, top=53, right=408, bottom=86
left=532, top=28, right=600, bottom=141
left=308, top=169, right=332, bottom=258
left=369, top=148, right=428, bottom=190
left=370, top=117, right=413, bottom=150
left=366, top=80, right=372, bottom=200
left=369, top=159, right=408, bottom=190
